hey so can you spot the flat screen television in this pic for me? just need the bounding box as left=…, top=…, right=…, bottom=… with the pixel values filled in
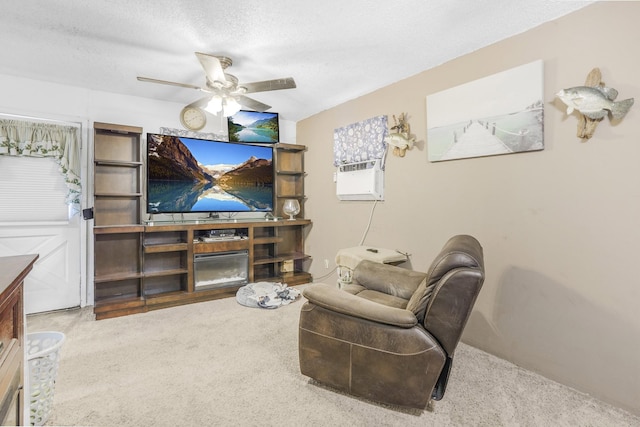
left=227, top=110, right=279, bottom=143
left=146, top=133, right=274, bottom=214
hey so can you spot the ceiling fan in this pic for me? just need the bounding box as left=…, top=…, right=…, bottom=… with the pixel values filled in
left=137, top=52, right=296, bottom=117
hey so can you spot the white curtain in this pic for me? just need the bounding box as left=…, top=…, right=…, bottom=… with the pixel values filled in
left=0, top=119, right=81, bottom=212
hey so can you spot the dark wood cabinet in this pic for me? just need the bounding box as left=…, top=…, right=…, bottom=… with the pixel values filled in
left=0, top=254, right=38, bottom=426
left=91, top=123, right=311, bottom=320
left=94, top=220, right=311, bottom=319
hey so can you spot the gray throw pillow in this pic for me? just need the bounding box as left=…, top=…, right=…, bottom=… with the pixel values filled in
left=405, top=278, right=435, bottom=323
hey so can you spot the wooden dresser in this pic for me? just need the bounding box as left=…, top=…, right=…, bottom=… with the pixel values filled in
left=0, top=254, right=38, bottom=426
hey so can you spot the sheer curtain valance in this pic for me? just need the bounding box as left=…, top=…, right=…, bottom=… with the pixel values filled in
left=0, top=119, right=81, bottom=211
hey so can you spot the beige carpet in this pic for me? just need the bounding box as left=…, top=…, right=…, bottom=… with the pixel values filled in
left=27, top=287, right=640, bottom=427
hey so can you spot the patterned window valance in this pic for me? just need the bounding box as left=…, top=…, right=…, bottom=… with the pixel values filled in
left=333, top=115, right=388, bottom=166
left=0, top=119, right=81, bottom=211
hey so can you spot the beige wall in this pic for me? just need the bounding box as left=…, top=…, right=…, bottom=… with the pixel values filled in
left=298, top=2, right=640, bottom=415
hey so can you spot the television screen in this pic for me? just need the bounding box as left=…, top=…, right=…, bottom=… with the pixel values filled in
left=147, top=133, right=274, bottom=214
left=227, top=110, right=279, bottom=143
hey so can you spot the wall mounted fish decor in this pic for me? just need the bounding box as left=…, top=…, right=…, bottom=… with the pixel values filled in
left=556, top=68, right=634, bottom=140
left=386, top=113, right=415, bottom=157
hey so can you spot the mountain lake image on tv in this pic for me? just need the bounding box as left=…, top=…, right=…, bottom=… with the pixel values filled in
left=228, top=110, right=279, bottom=143
left=147, top=133, right=274, bottom=214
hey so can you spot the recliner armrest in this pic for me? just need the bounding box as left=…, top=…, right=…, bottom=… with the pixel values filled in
left=303, top=283, right=418, bottom=328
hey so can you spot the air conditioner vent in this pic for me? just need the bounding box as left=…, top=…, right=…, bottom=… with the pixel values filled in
left=339, top=160, right=377, bottom=172
left=336, top=159, right=384, bottom=201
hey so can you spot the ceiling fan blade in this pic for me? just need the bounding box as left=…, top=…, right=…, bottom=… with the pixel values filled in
left=195, top=52, right=227, bottom=84
left=237, top=95, right=271, bottom=112
left=242, top=78, right=296, bottom=94
left=137, top=76, right=201, bottom=90
left=186, top=96, right=213, bottom=109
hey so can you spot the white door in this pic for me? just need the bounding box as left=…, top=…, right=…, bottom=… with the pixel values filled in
left=0, top=155, right=82, bottom=314
left=0, top=220, right=81, bottom=313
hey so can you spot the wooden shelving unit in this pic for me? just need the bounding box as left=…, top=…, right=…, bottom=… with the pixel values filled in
left=274, top=143, right=306, bottom=219
left=251, top=219, right=311, bottom=285
left=92, top=123, right=145, bottom=319
left=91, top=126, right=311, bottom=320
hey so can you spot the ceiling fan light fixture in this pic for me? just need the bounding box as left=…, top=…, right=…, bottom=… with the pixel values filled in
left=204, top=96, right=222, bottom=114
left=223, top=96, right=242, bottom=117
left=138, top=52, right=296, bottom=119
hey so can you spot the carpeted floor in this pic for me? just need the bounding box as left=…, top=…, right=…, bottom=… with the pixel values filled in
left=27, top=288, right=640, bottom=426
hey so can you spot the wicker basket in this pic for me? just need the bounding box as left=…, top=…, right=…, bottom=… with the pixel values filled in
left=27, top=331, right=65, bottom=426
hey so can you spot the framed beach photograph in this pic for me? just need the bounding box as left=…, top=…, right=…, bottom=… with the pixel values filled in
left=227, top=110, right=279, bottom=143
left=426, top=60, right=544, bottom=162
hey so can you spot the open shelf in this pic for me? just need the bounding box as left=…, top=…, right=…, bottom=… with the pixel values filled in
left=144, top=243, right=189, bottom=253
left=253, top=252, right=310, bottom=265
left=253, top=236, right=284, bottom=245
left=275, top=144, right=306, bottom=219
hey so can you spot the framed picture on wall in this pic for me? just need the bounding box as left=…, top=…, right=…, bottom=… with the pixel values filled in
left=227, top=110, right=279, bottom=143
left=426, top=60, right=544, bottom=162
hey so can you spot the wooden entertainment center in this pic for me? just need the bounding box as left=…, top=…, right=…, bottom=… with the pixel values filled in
left=93, top=122, right=311, bottom=320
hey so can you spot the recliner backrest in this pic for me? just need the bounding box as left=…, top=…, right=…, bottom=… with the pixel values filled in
left=422, top=235, right=484, bottom=356
left=353, top=259, right=427, bottom=300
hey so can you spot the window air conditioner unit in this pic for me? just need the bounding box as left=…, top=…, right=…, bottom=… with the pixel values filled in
left=336, top=159, right=384, bottom=201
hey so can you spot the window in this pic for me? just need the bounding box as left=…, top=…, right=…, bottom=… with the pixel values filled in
left=0, top=156, right=70, bottom=222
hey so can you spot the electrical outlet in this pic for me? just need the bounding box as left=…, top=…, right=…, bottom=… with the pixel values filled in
left=324, top=259, right=329, bottom=269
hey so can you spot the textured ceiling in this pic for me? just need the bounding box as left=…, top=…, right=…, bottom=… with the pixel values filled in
left=0, top=0, right=592, bottom=122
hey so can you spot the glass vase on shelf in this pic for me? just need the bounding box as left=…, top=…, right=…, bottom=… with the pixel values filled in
left=282, top=199, right=300, bottom=220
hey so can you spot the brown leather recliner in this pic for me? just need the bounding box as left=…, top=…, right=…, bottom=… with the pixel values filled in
left=298, top=235, right=484, bottom=409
